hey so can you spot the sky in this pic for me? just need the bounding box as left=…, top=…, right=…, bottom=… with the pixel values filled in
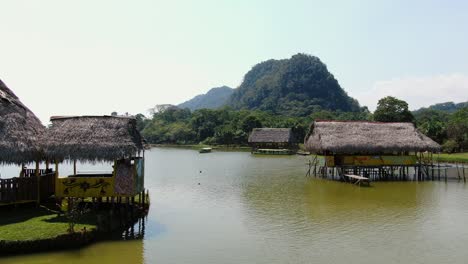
left=0, top=0, right=467, bottom=124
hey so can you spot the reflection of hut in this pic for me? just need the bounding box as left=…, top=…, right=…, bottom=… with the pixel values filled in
left=45, top=116, right=145, bottom=199
left=248, top=128, right=297, bottom=154
left=304, top=121, right=441, bottom=181
left=0, top=80, right=54, bottom=204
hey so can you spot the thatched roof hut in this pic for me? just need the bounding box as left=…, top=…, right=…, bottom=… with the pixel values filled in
left=248, top=128, right=294, bottom=144
left=45, top=116, right=144, bottom=162
left=0, top=80, right=45, bottom=164
left=305, top=121, right=441, bottom=154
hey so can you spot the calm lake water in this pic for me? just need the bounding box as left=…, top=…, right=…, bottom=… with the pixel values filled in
left=2, top=148, right=468, bottom=264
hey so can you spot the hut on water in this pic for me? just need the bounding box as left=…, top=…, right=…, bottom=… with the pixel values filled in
left=0, top=80, right=55, bottom=204
left=304, top=120, right=441, bottom=181
left=248, top=128, right=297, bottom=154
left=44, top=116, right=145, bottom=199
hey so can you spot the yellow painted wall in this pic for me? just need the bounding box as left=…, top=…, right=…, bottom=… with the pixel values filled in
left=56, top=177, right=115, bottom=198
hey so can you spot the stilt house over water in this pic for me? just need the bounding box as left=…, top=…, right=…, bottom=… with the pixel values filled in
left=304, top=120, right=441, bottom=181
left=0, top=80, right=55, bottom=204
left=45, top=116, right=145, bottom=199
left=248, top=128, right=297, bottom=154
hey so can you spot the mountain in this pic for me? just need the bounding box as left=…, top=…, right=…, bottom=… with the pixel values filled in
left=178, top=86, right=234, bottom=111
left=413, top=101, right=468, bottom=113
left=228, top=53, right=361, bottom=116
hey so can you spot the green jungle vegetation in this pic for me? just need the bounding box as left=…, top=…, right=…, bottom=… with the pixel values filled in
left=413, top=101, right=468, bottom=114
left=228, top=53, right=362, bottom=116
left=139, top=107, right=369, bottom=146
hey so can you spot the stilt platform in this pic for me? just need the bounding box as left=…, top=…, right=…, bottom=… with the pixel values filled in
left=344, top=174, right=370, bottom=186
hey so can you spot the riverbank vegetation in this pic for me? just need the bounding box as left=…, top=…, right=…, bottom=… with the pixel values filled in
left=435, top=153, right=468, bottom=164
left=139, top=106, right=370, bottom=146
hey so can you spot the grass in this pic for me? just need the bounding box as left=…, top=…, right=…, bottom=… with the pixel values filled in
left=435, top=153, right=468, bottom=164
left=0, top=206, right=96, bottom=241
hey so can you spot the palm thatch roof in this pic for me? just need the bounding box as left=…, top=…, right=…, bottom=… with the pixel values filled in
left=44, top=116, right=144, bottom=162
left=305, top=120, right=441, bottom=154
left=248, top=128, right=293, bottom=143
left=0, top=80, right=45, bottom=164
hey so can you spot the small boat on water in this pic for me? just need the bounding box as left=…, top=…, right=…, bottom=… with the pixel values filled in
left=199, top=147, right=212, bottom=153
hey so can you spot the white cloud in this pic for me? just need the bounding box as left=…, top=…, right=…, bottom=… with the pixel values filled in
left=354, top=73, right=468, bottom=111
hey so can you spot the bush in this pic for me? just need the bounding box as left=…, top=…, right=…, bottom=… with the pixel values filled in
left=442, top=139, right=459, bottom=153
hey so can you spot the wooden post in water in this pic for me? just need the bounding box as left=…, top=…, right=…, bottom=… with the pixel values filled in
left=437, top=153, right=440, bottom=180
left=457, top=163, right=461, bottom=181
left=463, top=164, right=466, bottom=183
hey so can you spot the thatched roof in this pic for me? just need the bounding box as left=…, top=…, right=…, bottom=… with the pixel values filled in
left=248, top=128, right=293, bottom=143
left=44, top=116, right=144, bottom=161
left=0, top=80, right=45, bottom=164
left=305, top=121, right=441, bottom=154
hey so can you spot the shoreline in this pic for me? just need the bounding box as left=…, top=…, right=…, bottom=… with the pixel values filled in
left=148, top=145, right=468, bottom=164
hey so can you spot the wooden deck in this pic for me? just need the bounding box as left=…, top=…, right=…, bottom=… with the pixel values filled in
left=344, top=174, right=371, bottom=186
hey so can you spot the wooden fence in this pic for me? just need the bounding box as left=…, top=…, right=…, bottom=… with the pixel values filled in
left=0, top=169, right=55, bottom=204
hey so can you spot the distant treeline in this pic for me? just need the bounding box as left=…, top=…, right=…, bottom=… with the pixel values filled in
left=137, top=106, right=369, bottom=146
left=135, top=97, right=468, bottom=153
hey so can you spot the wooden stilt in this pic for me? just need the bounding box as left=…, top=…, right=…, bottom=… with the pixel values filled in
left=73, top=160, right=77, bottom=175
left=20, top=163, right=25, bottom=178
left=463, top=164, right=466, bottom=183
left=35, top=161, right=40, bottom=204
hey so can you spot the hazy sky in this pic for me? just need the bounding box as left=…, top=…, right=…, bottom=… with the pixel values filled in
left=1, top=0, right=467, bottom=124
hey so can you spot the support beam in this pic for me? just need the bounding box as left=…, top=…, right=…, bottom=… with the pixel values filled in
left=20, top=163, right=25, bottom=178
left=73, top=160, right=77, bottom=175
left=36, top=161, right=40, bottom=204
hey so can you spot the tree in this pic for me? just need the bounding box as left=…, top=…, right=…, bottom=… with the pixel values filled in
left=447, top=107, right=468, bottom=151
left=414, top=109, right=448, bottom=143
left=111, top=111, right=118, bottom=116
left=373, top=96, right=414, bottom=122
left=135, top=113, right=148, bottom=131
left=241, top=115, right=262, bottom=133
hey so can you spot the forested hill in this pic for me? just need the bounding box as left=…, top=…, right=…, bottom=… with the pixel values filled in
left=413, top=101, right=468, bottom=114
left=228, top=53, right=361, bottom=116
left=178, top=86, right=234, bottom=111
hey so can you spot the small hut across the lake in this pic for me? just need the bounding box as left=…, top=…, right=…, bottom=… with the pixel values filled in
left=248, top=128, right=297, bottom=154
left=304, top=120, right=441, bottom=181
left=45, top=116, right=145, bottom=199
left=0, top=80, right=55, bottom=204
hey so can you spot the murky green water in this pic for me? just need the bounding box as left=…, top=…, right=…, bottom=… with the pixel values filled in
left=3, top=148, right=468, bottom=264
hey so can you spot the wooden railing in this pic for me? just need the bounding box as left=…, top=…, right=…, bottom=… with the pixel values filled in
left=0, top=170, right=55, bottom=204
